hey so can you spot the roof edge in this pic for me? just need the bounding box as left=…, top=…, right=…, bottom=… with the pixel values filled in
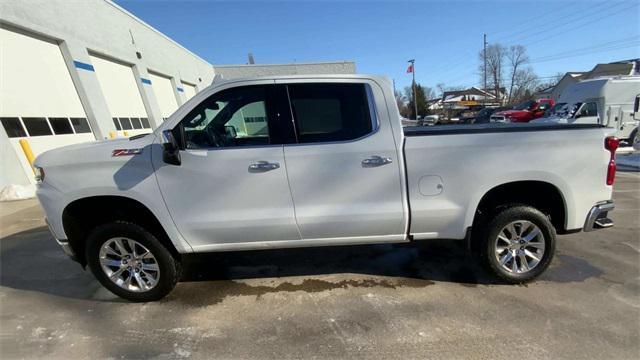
left=213, top=61, right=356, bottom=68
left=104, top=0, right=212, bottom=66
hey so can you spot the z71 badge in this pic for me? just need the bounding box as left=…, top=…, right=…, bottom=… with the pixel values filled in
left=112, top=148, right=143, bottom=157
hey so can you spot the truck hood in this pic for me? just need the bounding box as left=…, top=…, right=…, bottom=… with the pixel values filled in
left=531, top=116, right=570, bottom=124
left=34, top=133, right=156, bottom=168
left=494, top=109, right=528, bottom=118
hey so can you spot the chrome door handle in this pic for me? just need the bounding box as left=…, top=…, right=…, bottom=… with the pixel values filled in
left=362, top=155, right=393, bottom=167
left=249, top=161, right=280, bottom=172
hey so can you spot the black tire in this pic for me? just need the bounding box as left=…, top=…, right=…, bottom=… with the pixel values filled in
left=479, top=206, right=556, bottom=283
left=86, top=221, right=180, bottom=302
left=627, top=127, right=638, bottom=148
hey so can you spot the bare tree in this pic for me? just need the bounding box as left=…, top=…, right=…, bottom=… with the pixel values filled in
left=478, top=44, right=506, bottom=103
left=509, top=68, right=539, bottom=103
left=436, top=83, right=465, bottom=98
left=536, top=72, right=564, bottom=91
left=506, top=45, right=529, bottom=104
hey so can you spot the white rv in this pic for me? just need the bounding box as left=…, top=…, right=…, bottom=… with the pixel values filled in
left=533, top=76, right=640, bottom=145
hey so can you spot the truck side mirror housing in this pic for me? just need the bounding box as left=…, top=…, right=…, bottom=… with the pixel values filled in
left=162, top=129, right=181, bottom=166
left=634, top=95, right=640, bottom=120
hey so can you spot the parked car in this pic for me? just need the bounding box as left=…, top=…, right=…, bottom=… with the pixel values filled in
left=532, top=76, right=640, bottom=146
left=491, top=99, right=555, bottom=123
left=472, top=107, right=503, bottom=124
left=418, top=115, right=440, bottom=126
left=35, top=75, right=617, bottom=301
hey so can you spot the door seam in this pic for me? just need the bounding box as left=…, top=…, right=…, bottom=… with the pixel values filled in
left=281, top=145, right=303, bottom=240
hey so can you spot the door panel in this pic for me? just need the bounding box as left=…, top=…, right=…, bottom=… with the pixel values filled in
left=281, top=82, right=405, bottom=241
left=153, top=84, right=300, bottom=249
left=155, top=146, right=299, bottom=248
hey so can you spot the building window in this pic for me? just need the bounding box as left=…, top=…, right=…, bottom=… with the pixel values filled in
left=22, top=117, right=52, bottom=136
left=130, top=117, right=142, bottom=129
left=1, top=117, right=27, bottom=138
left=140, top=117, right=151, bottom=128
left=49, top=117, right=74, bottom=135
left=113, top=118, right=122, bottom=130
left=70, top=118, right=92, bottom=133
left=119, top=117, right=133, bottom=130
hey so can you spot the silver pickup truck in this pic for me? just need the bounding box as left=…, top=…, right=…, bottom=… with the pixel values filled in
left=34, top=75, right=618, bottom=301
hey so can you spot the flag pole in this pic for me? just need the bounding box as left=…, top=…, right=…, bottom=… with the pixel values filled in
left=408, top=59, right=417, bottom=119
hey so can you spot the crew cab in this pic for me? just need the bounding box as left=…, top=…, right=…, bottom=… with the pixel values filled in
left=490, top=99, right=555, bottom=123
left=34, top=75, right=617, bottom=302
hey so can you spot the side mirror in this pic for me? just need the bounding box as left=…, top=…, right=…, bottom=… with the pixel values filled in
left=634, top=95, right=639, bottom=120
left=162, top=129, right=181, bottom=166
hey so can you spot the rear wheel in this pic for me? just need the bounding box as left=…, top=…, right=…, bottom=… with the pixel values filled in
left=86, top=222, right=180, bottom=302
left=479, top=206, right=556, bottom=283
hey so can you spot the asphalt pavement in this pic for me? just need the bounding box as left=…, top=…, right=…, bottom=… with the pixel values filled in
left=0, top=172, right=638, bottom=359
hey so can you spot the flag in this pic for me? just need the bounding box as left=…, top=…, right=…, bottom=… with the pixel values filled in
left=406, top=64, right=413, bottom=73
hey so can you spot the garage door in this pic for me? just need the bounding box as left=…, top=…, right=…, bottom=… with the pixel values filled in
left=149, top=71, right=179, bottom=119
left=0, top=28, right=94, bottom=185
left=182, top=82, right=197, bottom=101
left=90, top=54, right=151, bottom=137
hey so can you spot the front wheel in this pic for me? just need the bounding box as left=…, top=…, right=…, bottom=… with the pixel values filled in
left=86, top=222, right=180, bottom=302
left=479, top=206, right=556, bottom=283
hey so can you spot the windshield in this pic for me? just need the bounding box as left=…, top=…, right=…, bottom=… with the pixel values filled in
left=513, top=100, right=536, bottom=110
left=544, top=102, right=568, bottom=117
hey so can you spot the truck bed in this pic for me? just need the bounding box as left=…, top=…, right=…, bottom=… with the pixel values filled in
left=403, top=123, right=613, bottom=240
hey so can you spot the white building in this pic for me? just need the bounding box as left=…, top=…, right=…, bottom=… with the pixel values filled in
left=0, top=0, right=355, bottom=192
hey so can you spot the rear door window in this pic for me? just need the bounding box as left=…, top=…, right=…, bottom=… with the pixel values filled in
left=286, top=83, right=374, bottom=143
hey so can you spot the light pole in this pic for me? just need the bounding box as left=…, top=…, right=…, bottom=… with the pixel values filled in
left=483, top=34, right=487, bottom=106
left=408, top=59, right=417, bottom=119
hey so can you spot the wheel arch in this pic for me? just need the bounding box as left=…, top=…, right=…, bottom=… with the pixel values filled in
left=470, top=180, right=568, bottom=235
left=62, top=195, right=181, bottom=266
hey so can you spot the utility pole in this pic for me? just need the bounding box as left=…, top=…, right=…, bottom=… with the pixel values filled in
left=408, top=59, right=417, bottom=119
left=483, top=34, right=487, bottom=107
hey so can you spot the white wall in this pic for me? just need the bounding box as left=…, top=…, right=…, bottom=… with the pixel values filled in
left=0, top=0, right=215, bottom=89
left=182, top=82, right=197, bottom=101
left=0, top=28, right=86, bottom=118
left=91, top=55, right=148, bottom=118
left=149, top=72, right=179, bottom=118
left=0, top=0, right=217, bottom=188
left=214, top=62, right=356, bottom=80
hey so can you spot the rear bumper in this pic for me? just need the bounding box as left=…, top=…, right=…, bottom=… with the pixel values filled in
left=583, top=200, right=615, bottom=232
left=45, top=217, right=78, bottom=262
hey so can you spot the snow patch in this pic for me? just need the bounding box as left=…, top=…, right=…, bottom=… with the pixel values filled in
left=0, top=184, right=36, bottom=201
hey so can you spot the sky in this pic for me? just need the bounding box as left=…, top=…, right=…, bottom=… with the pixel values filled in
left=116, top=0, right=640, bottom=94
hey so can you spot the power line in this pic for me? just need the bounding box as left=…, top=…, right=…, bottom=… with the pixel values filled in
left=530, top=43, right=639, bottom=63
left=492, top=1, right=615, bottom=43
left=427, top=1, right=625, bottom=76
left=519, top=3, right=638, bottom=47
left=530, top=37, right=639, bottom=62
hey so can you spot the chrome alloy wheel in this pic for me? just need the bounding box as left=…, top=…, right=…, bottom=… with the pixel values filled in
left=494, top=220, right=545, bottom=274
left=99, top=238, right=160, bottom=292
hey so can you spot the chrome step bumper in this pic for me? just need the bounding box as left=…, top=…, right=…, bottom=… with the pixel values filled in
left=584, top=201, right=615, bottom=232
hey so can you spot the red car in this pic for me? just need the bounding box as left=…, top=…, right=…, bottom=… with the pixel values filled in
left=490, top=99, right=555, bottom=123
